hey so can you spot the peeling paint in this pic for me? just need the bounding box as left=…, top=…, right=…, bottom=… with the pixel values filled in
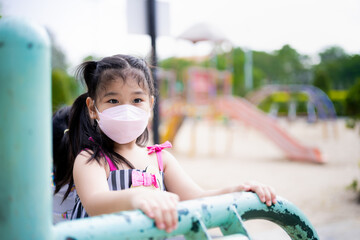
left=178, top=208, right=189, bottom=216
left=190, top=218, right=200, bottom=233
left=242, top=209, right=316, bottom=239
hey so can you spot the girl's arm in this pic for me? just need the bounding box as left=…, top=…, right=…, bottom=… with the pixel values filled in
left=163, top=151, right=277, bottom=206
left=73, top=151, right=179, bottom=232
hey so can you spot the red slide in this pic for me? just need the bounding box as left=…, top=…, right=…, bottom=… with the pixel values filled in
left=216, top=96, right=324, bottom=163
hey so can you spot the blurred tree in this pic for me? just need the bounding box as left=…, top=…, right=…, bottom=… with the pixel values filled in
left=82, top=55, right=101, bottom=62
left=341, top=54, right=360, bottom=88
left=252, top=50, right=276, bottom=83
left=274, top=45, right=312, bottom=84
left=313, top=69, right=331, bottom=94
left=314, top=46, right=360, bottom=90
left=232, top=47, right=245, bottom=96
left=252, top=45, right=311, bottom=86
left=52, top=69, right=78, bottom=112
left=45, top=29, right=81, bottom=111
left=345, top=77, right=360, bottom=118
left=319, top=46, right=347, bottom=63
left=46, top=29, right=67, bottom=70
left=159, top=57, right=195, bottom=97
left=215, top=52, right=227, bottom=71
left=252, top=67, right=265, bottom=90
left=159, top=57, right=194, bottom=82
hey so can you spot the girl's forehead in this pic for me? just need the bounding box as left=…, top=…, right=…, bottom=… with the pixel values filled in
left=97, top=76, right=148, bottom=97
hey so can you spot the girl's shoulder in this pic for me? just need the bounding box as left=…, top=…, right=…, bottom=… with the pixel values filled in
left=76, top=149, right=93, bottom=162
left=161, top=149, right=178, bottom=171
left=75, top=149, right=107, bottom=169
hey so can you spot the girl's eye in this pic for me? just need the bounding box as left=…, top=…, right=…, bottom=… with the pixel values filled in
left=133, top=98, right=143, bottom=104
left=108, top=99, right=119, bottom=104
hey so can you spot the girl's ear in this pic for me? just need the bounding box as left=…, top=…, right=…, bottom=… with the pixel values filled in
left=86, top=97, right=97, bottom=119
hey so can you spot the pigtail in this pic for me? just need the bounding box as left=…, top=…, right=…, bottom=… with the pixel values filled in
left=63, top=92, right=101, bottom=201
left=52, top=106, right=72, bottom=196
left=75, top=61, right=98, bottom=97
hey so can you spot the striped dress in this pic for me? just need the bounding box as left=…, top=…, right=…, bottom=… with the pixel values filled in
left=71, top=142, right=170, bottom=220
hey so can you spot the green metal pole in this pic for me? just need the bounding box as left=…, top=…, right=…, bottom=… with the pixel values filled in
left=0, top=18, right=52, bottom=240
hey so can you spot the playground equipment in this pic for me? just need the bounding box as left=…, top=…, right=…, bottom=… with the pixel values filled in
left=215, top=97, right=323, bottom=163
left=159, top=67, right=324, bottom=163
left=0, top=18, right=319, bottom=240
left=246, top=84, right=337, bottom=121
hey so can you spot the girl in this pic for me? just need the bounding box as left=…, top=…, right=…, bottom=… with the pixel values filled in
left=53, top=54, right=276, bottom=233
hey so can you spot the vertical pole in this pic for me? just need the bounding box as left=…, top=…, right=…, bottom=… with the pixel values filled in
left=244, top=48, right=253, bottom=92
left=0, top=18, right=52, bottom=239
left=147, top=0, right=160, bottom=144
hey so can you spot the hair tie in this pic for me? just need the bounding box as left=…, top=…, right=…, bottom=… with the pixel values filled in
left=64, top=129, right=69, bottom=134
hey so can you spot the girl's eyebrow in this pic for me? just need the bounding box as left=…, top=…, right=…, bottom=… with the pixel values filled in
left=103, top=91, right=119, bottom=97
left=132, top=90, right=146, bottom=95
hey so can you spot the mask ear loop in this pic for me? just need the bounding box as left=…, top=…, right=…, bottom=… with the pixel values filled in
left=92, top=100, right=101, bottom=127
left=93, top=100, right=100, bottom=113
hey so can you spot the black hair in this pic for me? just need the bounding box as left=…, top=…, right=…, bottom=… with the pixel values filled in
left=52, top=106, right=71, bottom=196
left=53, top=54, right=155, bottom=201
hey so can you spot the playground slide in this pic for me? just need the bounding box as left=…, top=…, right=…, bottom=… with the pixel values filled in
left=161, top=114, right=185, bottom=144
left=216, top=96, right=324, bottom=163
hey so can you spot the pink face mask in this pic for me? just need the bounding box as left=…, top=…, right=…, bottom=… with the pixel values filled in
left=95, top=103, right=150, bottom=144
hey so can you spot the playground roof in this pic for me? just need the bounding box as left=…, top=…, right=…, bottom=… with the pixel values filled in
left=177, top=22, right=229, bottom=44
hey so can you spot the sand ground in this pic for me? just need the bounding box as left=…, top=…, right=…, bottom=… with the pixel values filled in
left=169, top=117, right=360, bottom=239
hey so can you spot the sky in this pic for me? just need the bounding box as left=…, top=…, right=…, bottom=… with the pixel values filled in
left=1, top=0, right=360, bottom=69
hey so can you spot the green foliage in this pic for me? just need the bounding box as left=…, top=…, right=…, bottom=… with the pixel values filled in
left=319, top=46, right=347, bottom=63
left=232, top=47, right=245, bottom=96
left=159, top=57, right=195, bottom=82
left=52, top=69, right=80, bottom=112
left=46, top=29, right=68, bottom=70
left=215, top=52, right=228, bottom=71
left=258, top=92, right=309, bottom=115
left=345, top=78, right=360, bottom=118
left=347, top=161, right=360, bottom=203
left=327, top=90, right=347, bottom=116
left=314, top=47, right=360, bottom=89
left=252, top=67, right=265, bottom=90
left=313, top=69, right=331, bottom=94
left=82, top=55, right=101, bottom=62
left=253, top=45, right=312, bottom=85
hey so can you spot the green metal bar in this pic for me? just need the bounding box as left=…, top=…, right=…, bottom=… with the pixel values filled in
left=220, top=204, right=250, bottom=238
left=54, top=192, right=319, bottom=240
left=184, top=213, right=212, bottom=240
left=0, top=18, right=52, bottom=240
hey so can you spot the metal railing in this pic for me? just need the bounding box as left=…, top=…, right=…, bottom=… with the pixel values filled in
left=54, top=192, right=319, bottom=240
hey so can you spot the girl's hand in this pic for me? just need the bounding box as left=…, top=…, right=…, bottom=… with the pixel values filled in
left=236, top=181, right=277, bottom=206
left=131, top=189, right=179, bottom=233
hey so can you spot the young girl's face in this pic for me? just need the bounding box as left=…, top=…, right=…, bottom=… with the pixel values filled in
left=90, top=77, right=154, bottom=117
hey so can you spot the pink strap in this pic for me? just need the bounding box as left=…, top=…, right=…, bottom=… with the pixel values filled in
left=104, top=154, right=117, bottom=172
left=147, top=141, right=172, bottom=172
left=88, top=137, right=117, bottom=171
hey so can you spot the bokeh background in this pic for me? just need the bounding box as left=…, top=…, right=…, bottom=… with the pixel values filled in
left=1, top=0, right=359, bottom=239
